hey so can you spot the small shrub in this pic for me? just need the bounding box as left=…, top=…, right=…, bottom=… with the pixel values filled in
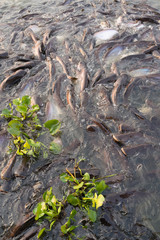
left=1, top=95, right=61, bottom=158
left=33, top=159, right=113, bottom=239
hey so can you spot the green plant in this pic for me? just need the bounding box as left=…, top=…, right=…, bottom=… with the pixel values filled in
left=33, top=159, right=114, bottom=239
left=1, top=95, right=61, bottom=158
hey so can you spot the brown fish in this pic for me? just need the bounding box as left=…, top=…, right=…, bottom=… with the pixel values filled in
left=94, top=74, right=117, bottom=86
left=105, top=174, right=124, bottom=185
left=80, top=90, right=89, bottom=108
left=10, top=31, right=18, bottom=44
left=45, top=74, right=66, bottom=120
left=86, top=124, right=98, bottom=132
left=91, top=118, right=111, bottom=134
left=21, top=13, right=40, bottom=20
left=7, top=212, right=35, bottom=238
left=121, top=144, right=152, bottom=156
left=91, top=69, right=105, bottom=87
left=26, top=29, right=44, bottom=60
left=132, top=15, right=159, bottom=24
left=66, top=84, right=76, bottom=112
left=111, top=74, right=129, bottom=105
left=52, top=74, right=66, bottom=107
left=104, top=44, right=125, bottom=59
left=95, top=42, right=115, bottom=59
left=20, top=226, right=38, bottom=240
left=0, top=51, right=8, bottom=59
left=113, top=132, right=143, bottom=145
left=144, top=45, right=159, bottom=54
left=46, top=57, right=56, bottom=84
left=13, top=156, right=28, bottom=178
left=119, top=123, right=135, bottom=133
left=152, top=50, right=160, bottom=59
left=81, top=28, right=92, bottom=42
left=120, top=53, right=146, bottom=61
left=0, top=70, right=26, bottom=91
left=42, top=28, right=54, bottom=46
left=1, top=153, right=17, bottom=180
left=56, top=55, right=69, bottom=76
left=123, top=77, right=141, bottom=104
left=77, top=62, right=88, bottom=92
left=79, top=46, right=88, bottom=58
left=11, top=61, right=36, bottom=71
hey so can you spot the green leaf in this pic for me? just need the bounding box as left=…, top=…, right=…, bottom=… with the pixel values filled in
left=21, top=95, right=31, bottom=106
left=27, top=139, right=36, bottom=147
left=31, top=104, right=40, bottom=111
left=73, top=181, right=84, bottom=190
left=44, top=119, right=61, bottom=135
left=8, top=127, right=21, bottom=136
left=8, top=120, right=22, bottom=129
left=68, top=225, right=77, bottom=232
left=13, top=98, right=21, bottom=106
left=8, top=120, right=22, bottom=136
left=1, top=108, right=11, bottom=117
left=67, top=195, right=79, bottom=206
left=46, top=210, right=58, bottom=218
left=38, top=228, right=46, bottom=239
left=33, top=206, right=37, bottom=215
left=68, top=209, right=77, bottom=222
left=34, top=141, right=41, bottom=148
left=85, top=182, right=94, bottom=188
left=22, top=131, right=30, bottom=138
left=61, top=224, right=68, bottom=234
left=87, top=209, right=97, bottom=222
left=43, top=151, right=48, bottom=159
left=16, top=105, right=28, bottom=114
left=51, top=195, right=57, bottom=205
left=27, top=149, right=35, bottom=157
left=83, top=172, right=90, bottom=181
left=84, top=192, right=93, bottom=199
left=43, top=187, right=53, bottom=202
left=49, top=220, right=56, bottom=230
left=60, top=173, right=68, bottom=183
left=58, top=205, right=62, bottom=214
left=60, top=173, right=76, bottom=183
left=34, top=202, right=47, bottom=220
left=49, top=141, right=61, bottom=154
left=96, top=180, right=108, bottom=194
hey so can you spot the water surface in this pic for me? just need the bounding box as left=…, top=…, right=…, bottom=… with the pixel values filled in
left=0, top=0, right=160, bottom=239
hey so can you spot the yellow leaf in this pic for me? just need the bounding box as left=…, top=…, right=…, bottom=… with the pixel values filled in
left=96, top=194, right=105, bottom=209
left=24, top=141, right=30, bottom=149
left=51, top=195, right=57, bottom=204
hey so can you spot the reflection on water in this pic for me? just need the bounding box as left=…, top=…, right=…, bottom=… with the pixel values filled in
left=0, top=0, right=160, bottom=239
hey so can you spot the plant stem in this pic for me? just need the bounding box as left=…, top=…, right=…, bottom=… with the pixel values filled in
left=66, top=168, right=78, bottom=184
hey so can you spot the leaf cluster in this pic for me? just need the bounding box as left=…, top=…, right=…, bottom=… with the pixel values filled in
left=1, top=95, right=61, bottom=158
left=33, top=160, right=109, bottom=239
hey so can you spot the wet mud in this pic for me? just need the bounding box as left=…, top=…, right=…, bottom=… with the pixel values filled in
left=0, top=0, right=160, bottom=239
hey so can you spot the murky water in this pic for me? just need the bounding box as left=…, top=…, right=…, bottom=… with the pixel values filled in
left=147, top=0, right=160, bottom=9
left=0, top=0, right=160, bottom=239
